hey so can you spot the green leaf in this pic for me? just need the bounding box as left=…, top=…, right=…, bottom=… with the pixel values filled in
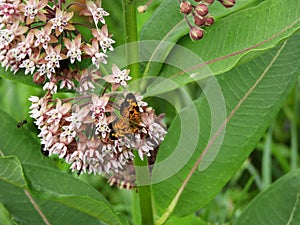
left=234, top=169, right=300, bottom=225
left=0, top=79, right=41, bottom=120
left=0, top=110, right=126, bottom=225
left=0, top=156, right=26, bottom=188
left=152, top=29, right=300, bottom=223
left=0, top=109, right=56, bottom=168
left=0, top=201, right=16, bottom=225
left=0, top=67, right=39, bottom=88
left=139, top=0, right=257, bottom=78
left=138, top=0, right=300, bottom=96
left=23, top=164, right=124, bottom=225
left=165, top=214, right=206, bottom=225
left=140, top=0, right=258, bottom=42
left=173, top=0, right=300, bottom=75
left=0, top=161, right=125, bottom=225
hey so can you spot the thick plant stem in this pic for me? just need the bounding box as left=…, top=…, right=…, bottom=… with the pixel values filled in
left=134, top=153, right=154, bottom=225
left=122, top=0, right=154, bottom=225
left=123, top=0, right=140, bottom=79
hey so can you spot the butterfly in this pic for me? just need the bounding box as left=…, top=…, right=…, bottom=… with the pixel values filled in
left=109, top=93, right=141, bottom=140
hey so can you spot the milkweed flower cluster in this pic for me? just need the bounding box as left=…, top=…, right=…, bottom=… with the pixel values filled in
left=0, top=0, right=114, bottom=93
left=0, top=0, right=168, bottom=188
left=28, top=73, right=167, bottom=188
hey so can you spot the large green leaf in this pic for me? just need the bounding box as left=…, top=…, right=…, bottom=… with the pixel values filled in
left=0, top=156, right=25, bottom=188
left=0, top=156, right=125, bottom=225
left=0, top=79, right=34, bottom=120
left=139, top=0, right=258, bottom=78
left=0, top=110, right=125, bottom=225
left=170, top=0, right=300, bottom=76
left=0, top=201, right=15, bottom=225
left=0, top=109, right=55, bottom=167
left=0, top=68, right=39, bottom=88
left=234, top=169, right=300, bottom=225
left=151, top=29, right=300, bottom=223
left=140, top=0, right=256, bottom=41
left=138, top=0, right=300, bottom=97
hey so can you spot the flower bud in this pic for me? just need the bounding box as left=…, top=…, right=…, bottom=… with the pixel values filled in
left=203, top=0, right=214, bottom=4
left=180, top=1, right=193, bottom=14
left=204, top=15, right=214, bottom=26
left=137, top=5, right=147, bottom=13
left=219, top=0, right=235, bottom=8
left=33, top=73, right=46, bottom=85
left=189, top=26, right=204, bottom=41
left=194, top=0, right=201, bottom=2
left=194, top=15, right=205, bottom=26
left=195, top=4, right=209, bottom=17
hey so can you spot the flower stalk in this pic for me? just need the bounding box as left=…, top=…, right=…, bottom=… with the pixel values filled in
left=134, top=153, right=155, bottom=225
left=122, top=0, right=154, bottom=224
left=122, top=0, right=140, bottom=79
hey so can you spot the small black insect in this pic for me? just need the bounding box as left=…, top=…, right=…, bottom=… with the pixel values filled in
left=17, top=119, right=27, bottom=128
left=41, top=144, right=49, bottom=156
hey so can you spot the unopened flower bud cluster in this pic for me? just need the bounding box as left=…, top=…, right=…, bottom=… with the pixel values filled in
left=0, top=0, right=167, bottom=188
left=179, top=0, right=235, bottom=41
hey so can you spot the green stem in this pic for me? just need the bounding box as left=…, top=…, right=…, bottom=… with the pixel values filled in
left=122, top=1, right=154, bottom=224
left=134, top=153, right=154, bottom=225
left=123, top=0, right=140, bottom=79
left=262, top=124, right=273, bottom=189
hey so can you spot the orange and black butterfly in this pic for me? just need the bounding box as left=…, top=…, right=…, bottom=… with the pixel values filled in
left=109, top=93, right=141, bottom=140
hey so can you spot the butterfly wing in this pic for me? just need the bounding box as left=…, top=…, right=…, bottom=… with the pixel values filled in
left=109, top=93, right=141, bottom=140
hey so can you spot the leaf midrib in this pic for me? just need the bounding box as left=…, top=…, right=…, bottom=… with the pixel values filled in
left=155, top=38, right=289, bottom=225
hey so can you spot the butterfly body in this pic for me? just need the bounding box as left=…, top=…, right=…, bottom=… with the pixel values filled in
left=109, top=93, right=141, bottom=140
